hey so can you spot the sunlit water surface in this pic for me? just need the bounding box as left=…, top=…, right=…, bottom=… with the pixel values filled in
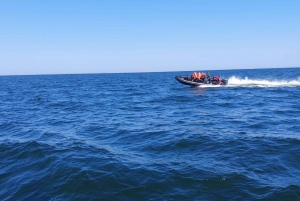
left=1, top=68, right=300, bottom=200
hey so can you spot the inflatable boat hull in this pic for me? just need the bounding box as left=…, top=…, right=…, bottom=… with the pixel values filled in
left=175, top=76, right=228, bottom=86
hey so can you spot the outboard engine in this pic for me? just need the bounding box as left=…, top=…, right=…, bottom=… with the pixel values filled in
left=221, top=79, right=228, bottom=85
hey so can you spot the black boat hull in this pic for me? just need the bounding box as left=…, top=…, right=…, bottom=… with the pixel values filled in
left=175, top=76, right=228, bottom=86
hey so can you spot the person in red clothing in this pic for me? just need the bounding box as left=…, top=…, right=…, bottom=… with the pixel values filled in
left=200, top=72, right=206, bottom=80
left=219, top=77, right=223, bottom=85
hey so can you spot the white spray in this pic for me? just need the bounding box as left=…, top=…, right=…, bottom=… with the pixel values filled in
left=227, top=76, right=300, bottom=87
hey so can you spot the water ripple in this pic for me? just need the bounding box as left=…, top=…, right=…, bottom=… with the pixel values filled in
left=1, top=69, right=300, bottom=200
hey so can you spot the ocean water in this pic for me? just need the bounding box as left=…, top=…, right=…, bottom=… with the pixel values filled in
left=1, top=68, right=300, bottom=200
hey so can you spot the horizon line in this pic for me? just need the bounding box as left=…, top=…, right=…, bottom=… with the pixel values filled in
left=1, top=66, right=299, bottom=77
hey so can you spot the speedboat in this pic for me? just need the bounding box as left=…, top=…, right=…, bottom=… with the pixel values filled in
left=175, top=75, right=228, bottom=86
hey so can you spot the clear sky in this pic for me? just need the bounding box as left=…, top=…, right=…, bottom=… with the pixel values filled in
left=1, top=0, right=300, bottom=75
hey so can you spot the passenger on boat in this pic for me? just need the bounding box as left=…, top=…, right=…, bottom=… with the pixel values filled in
left=219, top=78, right=223, bottom=85
left=192, top=72, right=197, bottom=81
left=207, top=72, right=211, bottom=83
left=197, top=72, right=201, bottom=80
left=200, top=73, right=206, bottom=79
left=213, top=76, right=219, bottom=82
left=213, top=75, right=224, bottom=85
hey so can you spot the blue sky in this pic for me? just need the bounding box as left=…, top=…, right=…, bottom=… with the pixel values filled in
left=1, top=0, right=299, bottom=75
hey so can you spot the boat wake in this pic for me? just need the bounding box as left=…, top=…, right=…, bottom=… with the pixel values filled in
left=227, top=76, right=300, bottom=87
left=197, top=84, right=222, bottom=88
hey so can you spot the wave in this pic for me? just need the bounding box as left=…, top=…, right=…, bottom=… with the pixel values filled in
left=227, top=76, right=300, bottom=87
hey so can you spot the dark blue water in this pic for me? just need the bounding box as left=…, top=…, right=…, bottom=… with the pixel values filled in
left=1, top=68, right=300, bottom=200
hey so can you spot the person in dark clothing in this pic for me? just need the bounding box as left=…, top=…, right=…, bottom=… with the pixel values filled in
left=207, top=72, right=211, bottom=84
